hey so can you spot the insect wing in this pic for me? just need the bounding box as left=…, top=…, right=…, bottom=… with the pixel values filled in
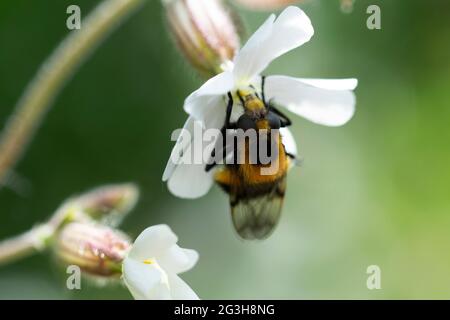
left=231, top=177, right=286, bottom=240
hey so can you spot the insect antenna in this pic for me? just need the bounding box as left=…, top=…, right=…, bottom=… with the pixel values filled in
left=249, top=84, right=261, bottom=100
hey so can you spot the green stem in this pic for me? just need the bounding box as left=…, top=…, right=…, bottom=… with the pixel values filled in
left=0, top=0, right=146, bottom=187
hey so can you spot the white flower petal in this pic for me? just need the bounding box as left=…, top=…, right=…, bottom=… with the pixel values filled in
left=128, top=225, right=178, bottom=261
left=280, top=127, right=297, bottom=156
left=290, top=78, right=358, bottom=90
left=184, top=71, right=234, bottom=121
left=163, top=116, right=218, bottom=199
left=232, top=13, right=275, bottom=83
left=185, top=95, right=227, bottom=128
left=168, top=162, right=215, bottom=199
left=233, top=6, right=314, bottom=82
left=265, top=75, right=357, bottom=126
left=122, top=258, right=171, bottom=300
left=190, top=71, right=234, bottom=98
left=167, top=273, right=199, bottom=300
left=158, top=245, right=199, bottom=274
left=165, top=92, right=228, bottom=199
left=162, top=116, right=196, bottom=182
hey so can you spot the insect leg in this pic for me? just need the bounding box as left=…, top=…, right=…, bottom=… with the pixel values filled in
left=286, top=152, right=296, bottom=159
left=224, top=92, right=233, bottom=127
left=236, top=90, right=246, bottom=107
left=261, top=75, right=267, bottom=107
left=205, top=92, right=235, bottom=172
left=205, top=123, right=237, bottom=171
left=269, top=104, right=292, bottom=127
left=261, top=76, right=290, bottom=127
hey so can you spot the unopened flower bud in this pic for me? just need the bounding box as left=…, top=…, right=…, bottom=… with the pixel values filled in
left=163, top=0, right=241, bottom=77
left=54, top=222, right=130, bottom=278
left=74, top=183, right=139, bottom=226
left=233, top=0, right=301, bottom=11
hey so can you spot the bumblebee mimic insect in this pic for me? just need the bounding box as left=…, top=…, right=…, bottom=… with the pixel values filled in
left=206, top=77, right=295, bottom=240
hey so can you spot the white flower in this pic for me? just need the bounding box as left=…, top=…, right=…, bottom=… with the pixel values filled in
left=122, top=225, right=199, bottom=300
left=163, top=6, right=358, bottom=199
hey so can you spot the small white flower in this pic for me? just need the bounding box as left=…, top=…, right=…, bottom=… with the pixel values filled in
left=122, top=225, right=199, bottom=300
left=164, top=6, right=358, bottom=199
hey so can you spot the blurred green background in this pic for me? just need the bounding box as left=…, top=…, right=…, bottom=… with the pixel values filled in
left=1, top=0, right=450, bottom=299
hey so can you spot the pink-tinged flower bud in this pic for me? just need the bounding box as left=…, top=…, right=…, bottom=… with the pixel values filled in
left=163, top=0, right=241, bottom=77
left=233, top=0, right=301, bottom=11
left=54, top=222, right=131, bottom=278
left=75, top=183, right=139, bottom=226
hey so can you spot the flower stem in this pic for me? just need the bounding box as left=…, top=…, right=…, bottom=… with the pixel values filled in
left=0, top=224, right=54, bottom=265
left=0, top=0, right=146, bottom=188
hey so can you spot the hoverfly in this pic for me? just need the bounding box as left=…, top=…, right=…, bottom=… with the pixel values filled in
left=205, top=77, right=296, bottom=240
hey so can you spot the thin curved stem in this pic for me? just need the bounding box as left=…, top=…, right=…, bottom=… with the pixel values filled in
left=0, top=0, right=145, bottom=188
left=0, top=224, right=54, bottom=265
